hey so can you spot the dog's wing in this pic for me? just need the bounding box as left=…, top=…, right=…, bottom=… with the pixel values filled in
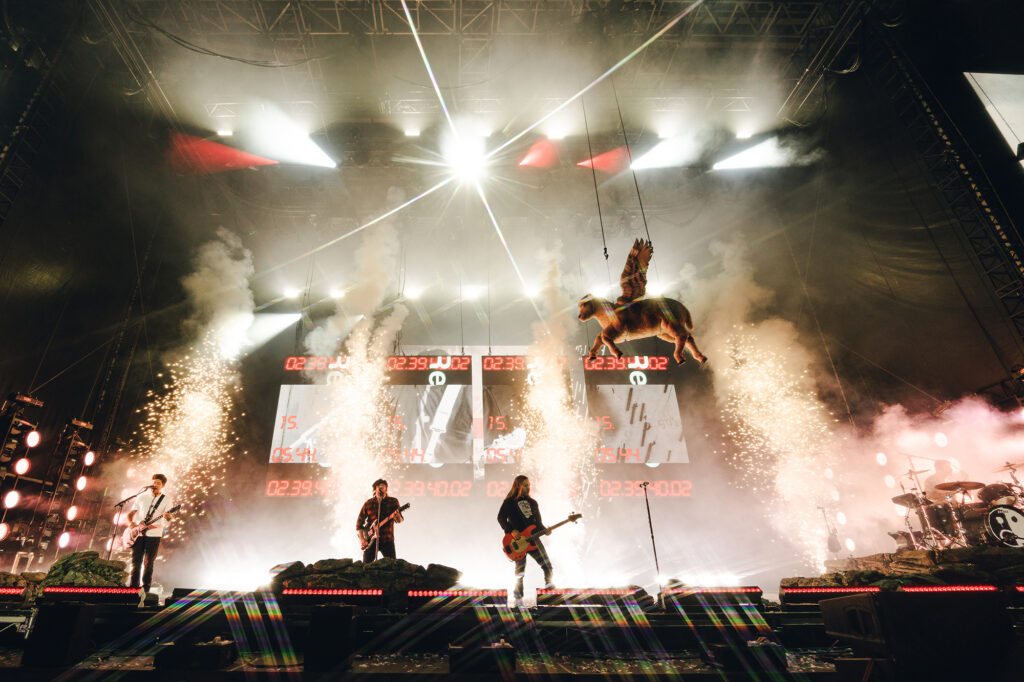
left=616, top=239, right=652, bottom=305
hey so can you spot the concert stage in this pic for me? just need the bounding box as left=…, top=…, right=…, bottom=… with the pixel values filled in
left=0, top=582, right=1021, bottom=680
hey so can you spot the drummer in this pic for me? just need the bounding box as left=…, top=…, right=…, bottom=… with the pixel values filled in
left=924, top=460, right=971, bottom=503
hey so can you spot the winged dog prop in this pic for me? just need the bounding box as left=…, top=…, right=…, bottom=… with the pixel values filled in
left=578, top=239, right=707, bottom=366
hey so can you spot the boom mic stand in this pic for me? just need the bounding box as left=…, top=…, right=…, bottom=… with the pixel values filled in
left=640, top=481, right=664, bottom=610
left=106, top=487, right=148, bottom=561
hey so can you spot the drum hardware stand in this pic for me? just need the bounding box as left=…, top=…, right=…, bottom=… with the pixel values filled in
left=943, top=491, right=971, bottom=547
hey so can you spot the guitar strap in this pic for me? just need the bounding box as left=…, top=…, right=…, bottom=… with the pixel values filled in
left=143, top=494, right=164, bottom=525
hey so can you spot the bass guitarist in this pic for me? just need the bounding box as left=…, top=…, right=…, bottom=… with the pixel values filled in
left=497, top=475, right=553, bottom=604
left=127, top=473, right=174, bottom=594
left=357, top=479, right=404, bottom=563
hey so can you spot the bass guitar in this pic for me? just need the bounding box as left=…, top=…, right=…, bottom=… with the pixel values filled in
left=360, top=502, right=410, bottom=550
left=502, top=513, right=582, bottom=561
left=122, top=504, right=181, bottom=548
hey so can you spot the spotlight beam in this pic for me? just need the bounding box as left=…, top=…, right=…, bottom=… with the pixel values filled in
left=400, top=0, right=459, bottom=139
left=487, top=0, right=706, bottom=160
left=255, top=175, right=456, bottom=279
left=473, top=181, right=549, bottom=331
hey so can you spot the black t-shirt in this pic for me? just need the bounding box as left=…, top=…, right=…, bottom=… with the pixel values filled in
left=497, top=495, right=545, bottom=533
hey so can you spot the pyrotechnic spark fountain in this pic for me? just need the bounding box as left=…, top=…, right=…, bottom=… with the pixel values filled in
left=716, top=327, right=839, bottom=569
left=519, top=251, right=600, bottom=585
left=130, top=331, right=242, bottom=543
left=317, top=307, right=410, bottom=554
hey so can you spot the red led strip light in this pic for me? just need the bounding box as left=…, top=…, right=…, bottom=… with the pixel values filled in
left=900, top=585, right=998, bottom=593
left=43, top=587, right=140, bottom=594
left=0, top=587, right=25, bottom=595
left=537, top=589, right=639, bottom=596
left=281, top=589, right=382, bottom=596
left=408, top=590, right=507, bottom=597
left=663, top=587, right=762, bottom=595
left=783, top=587, right=881, bottom=594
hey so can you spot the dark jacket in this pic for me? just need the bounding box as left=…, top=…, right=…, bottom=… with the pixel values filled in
left=497, top=495, right=544, bottom=534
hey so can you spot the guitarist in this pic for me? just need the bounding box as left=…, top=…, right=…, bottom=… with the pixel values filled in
left=356, top=479, right=404, bottom=563
left=497, top=476, right=553, bottom=604
left=127, top=473, right=174, bottom=593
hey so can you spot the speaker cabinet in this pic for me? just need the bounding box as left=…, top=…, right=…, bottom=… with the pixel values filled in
left=819, top=592, right=1014, bottom=681
left=22, top=602, right=96, bottom=668
left=304, top=604, right=355, bottom=672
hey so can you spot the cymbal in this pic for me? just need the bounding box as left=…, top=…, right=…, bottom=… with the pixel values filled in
left=934, top=481, right=985, bottom=492
left=900, top=469, right=930, bottom=477
left=993, top=461, right=1024, bottom=473
left=891, top=492, right=924, bottom=508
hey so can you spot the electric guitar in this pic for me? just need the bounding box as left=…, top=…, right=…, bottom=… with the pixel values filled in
left=360, top=503, right=410, bottom=550
left=122, top=505, right=181, bottom=548
left=502, top=513, right=582, bottom=561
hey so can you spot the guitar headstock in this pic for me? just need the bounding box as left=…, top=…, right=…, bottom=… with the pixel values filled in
left=167, top=505, right=182, bottom=514
left=400, top=503, right=411, bottom=511
left=569, top=513, right=582, bottom=523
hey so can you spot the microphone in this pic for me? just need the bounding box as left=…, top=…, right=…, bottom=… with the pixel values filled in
left=640, top=481, right=650, bottom=487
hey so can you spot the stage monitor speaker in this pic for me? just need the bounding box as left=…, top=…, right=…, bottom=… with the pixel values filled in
left=21, top=602, right=96, bottom=668
left=819, top=592, right=1014, bottom=681
left=304, top=604, right=355, bottom=672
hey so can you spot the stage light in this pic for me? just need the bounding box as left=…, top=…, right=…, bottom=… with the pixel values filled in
left=713, top=137, right=787, bottom=170
left=884, top=475, right=896, bottom=488
left=934, top=432, right=948, bottom=447
left=58, top=532, right=70, bottom=548
left=824, top=467, right=834, bottom=479
left=524, top=285, right=540, bottom=299
left=844, top=538, right=855, bottom=552
left=443, top=132, right=488, bottom=183
left=216, top=129, right=233, bottom=137
left=244, top=313, right=301, bottom=353
left=462, top=284, right=483, bottom=300
left=631, top=136, right=701, bottom=170
left=876, top=452, right=887, bottom=466
left=830, top=488, right=840, bottom=501
left=0, top=523, right=7, bottom=540
left=836, top=511, right=847, bottom=525
left=283, top=286, right=301, bottom=299
left=25, top=430, right=40, bottom=448
left=547, top=128, right=567, bottom=141
left=13, top=458, right=29, bottom=475
left=578, top=146, right=629, bottom=174
left=67, top=505, right=78, bottom=521
left=329, top=286, right=345, bottom=299
left=404, top=129, right=420, bottom=137
left=647, top=280, right=667, bottom=295
left=76, top=476, right=87, bottom=491
left=735, top=128, right=754, bottom=140
left=3, top=490, right=19, bottom=508
left=84, top=451, right=96, bottom=466
left=247, top=103, right=336, bottom=168
left=894, top=504, right=906, bottom=516
left=519, top=138, right=559, bottom=168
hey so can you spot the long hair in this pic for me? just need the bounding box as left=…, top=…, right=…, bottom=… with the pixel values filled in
left=504, top=475, right=529, bottom=500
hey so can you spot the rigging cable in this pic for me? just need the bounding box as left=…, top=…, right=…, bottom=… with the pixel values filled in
left=580, top=93, right=612, bottom=286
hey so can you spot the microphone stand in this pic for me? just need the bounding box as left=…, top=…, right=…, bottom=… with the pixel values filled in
left=106, top=488, right=148, bottom=561
left=640, top=482, right=664, bottom=610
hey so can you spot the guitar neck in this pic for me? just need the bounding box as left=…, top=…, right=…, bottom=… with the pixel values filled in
left=537, top=518, right=572, bottom=537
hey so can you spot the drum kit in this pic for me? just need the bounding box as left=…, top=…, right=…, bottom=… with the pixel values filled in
left=889, top=461, right=1024, bottom=551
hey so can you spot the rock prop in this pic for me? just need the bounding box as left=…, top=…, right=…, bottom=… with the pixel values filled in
left=783, top=546, right=1024, bottom=589
left=270, top=558, right=461, bottom=609
left=39, top=551, right=128, bottom=588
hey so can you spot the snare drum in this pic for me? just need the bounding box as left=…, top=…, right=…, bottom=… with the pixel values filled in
left=978, top=483, right=1017, bottom=507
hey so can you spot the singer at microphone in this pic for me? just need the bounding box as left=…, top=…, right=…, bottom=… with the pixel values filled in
left=126, top=473, right=175, bottom=595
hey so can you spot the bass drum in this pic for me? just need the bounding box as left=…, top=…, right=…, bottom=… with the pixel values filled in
left=978, top=483, right=1017, bottom=507
left=984, top=505, right=1024, bottom=548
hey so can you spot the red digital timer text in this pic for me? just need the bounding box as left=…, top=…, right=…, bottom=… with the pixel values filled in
left=599, top=480, right=692, bottom=497
left=583, top=356, right=669, bottom=371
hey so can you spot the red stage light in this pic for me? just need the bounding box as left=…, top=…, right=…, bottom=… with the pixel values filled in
left=43, top=587, right=140, bottom=595
left=407, top=590, right=507, bottom=597
left=663, top=586, right=762, bottom=595
left=900, top=585, right=998, bottom=593
left=281, top=589, right=383, bottom=596
left=519, top=138, right=559, bottom=168
left=782, top=587, right=881, bottom=594
left=168, top=132, right=279, bottom=175
left=577, top=147, right=630, bottom=174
